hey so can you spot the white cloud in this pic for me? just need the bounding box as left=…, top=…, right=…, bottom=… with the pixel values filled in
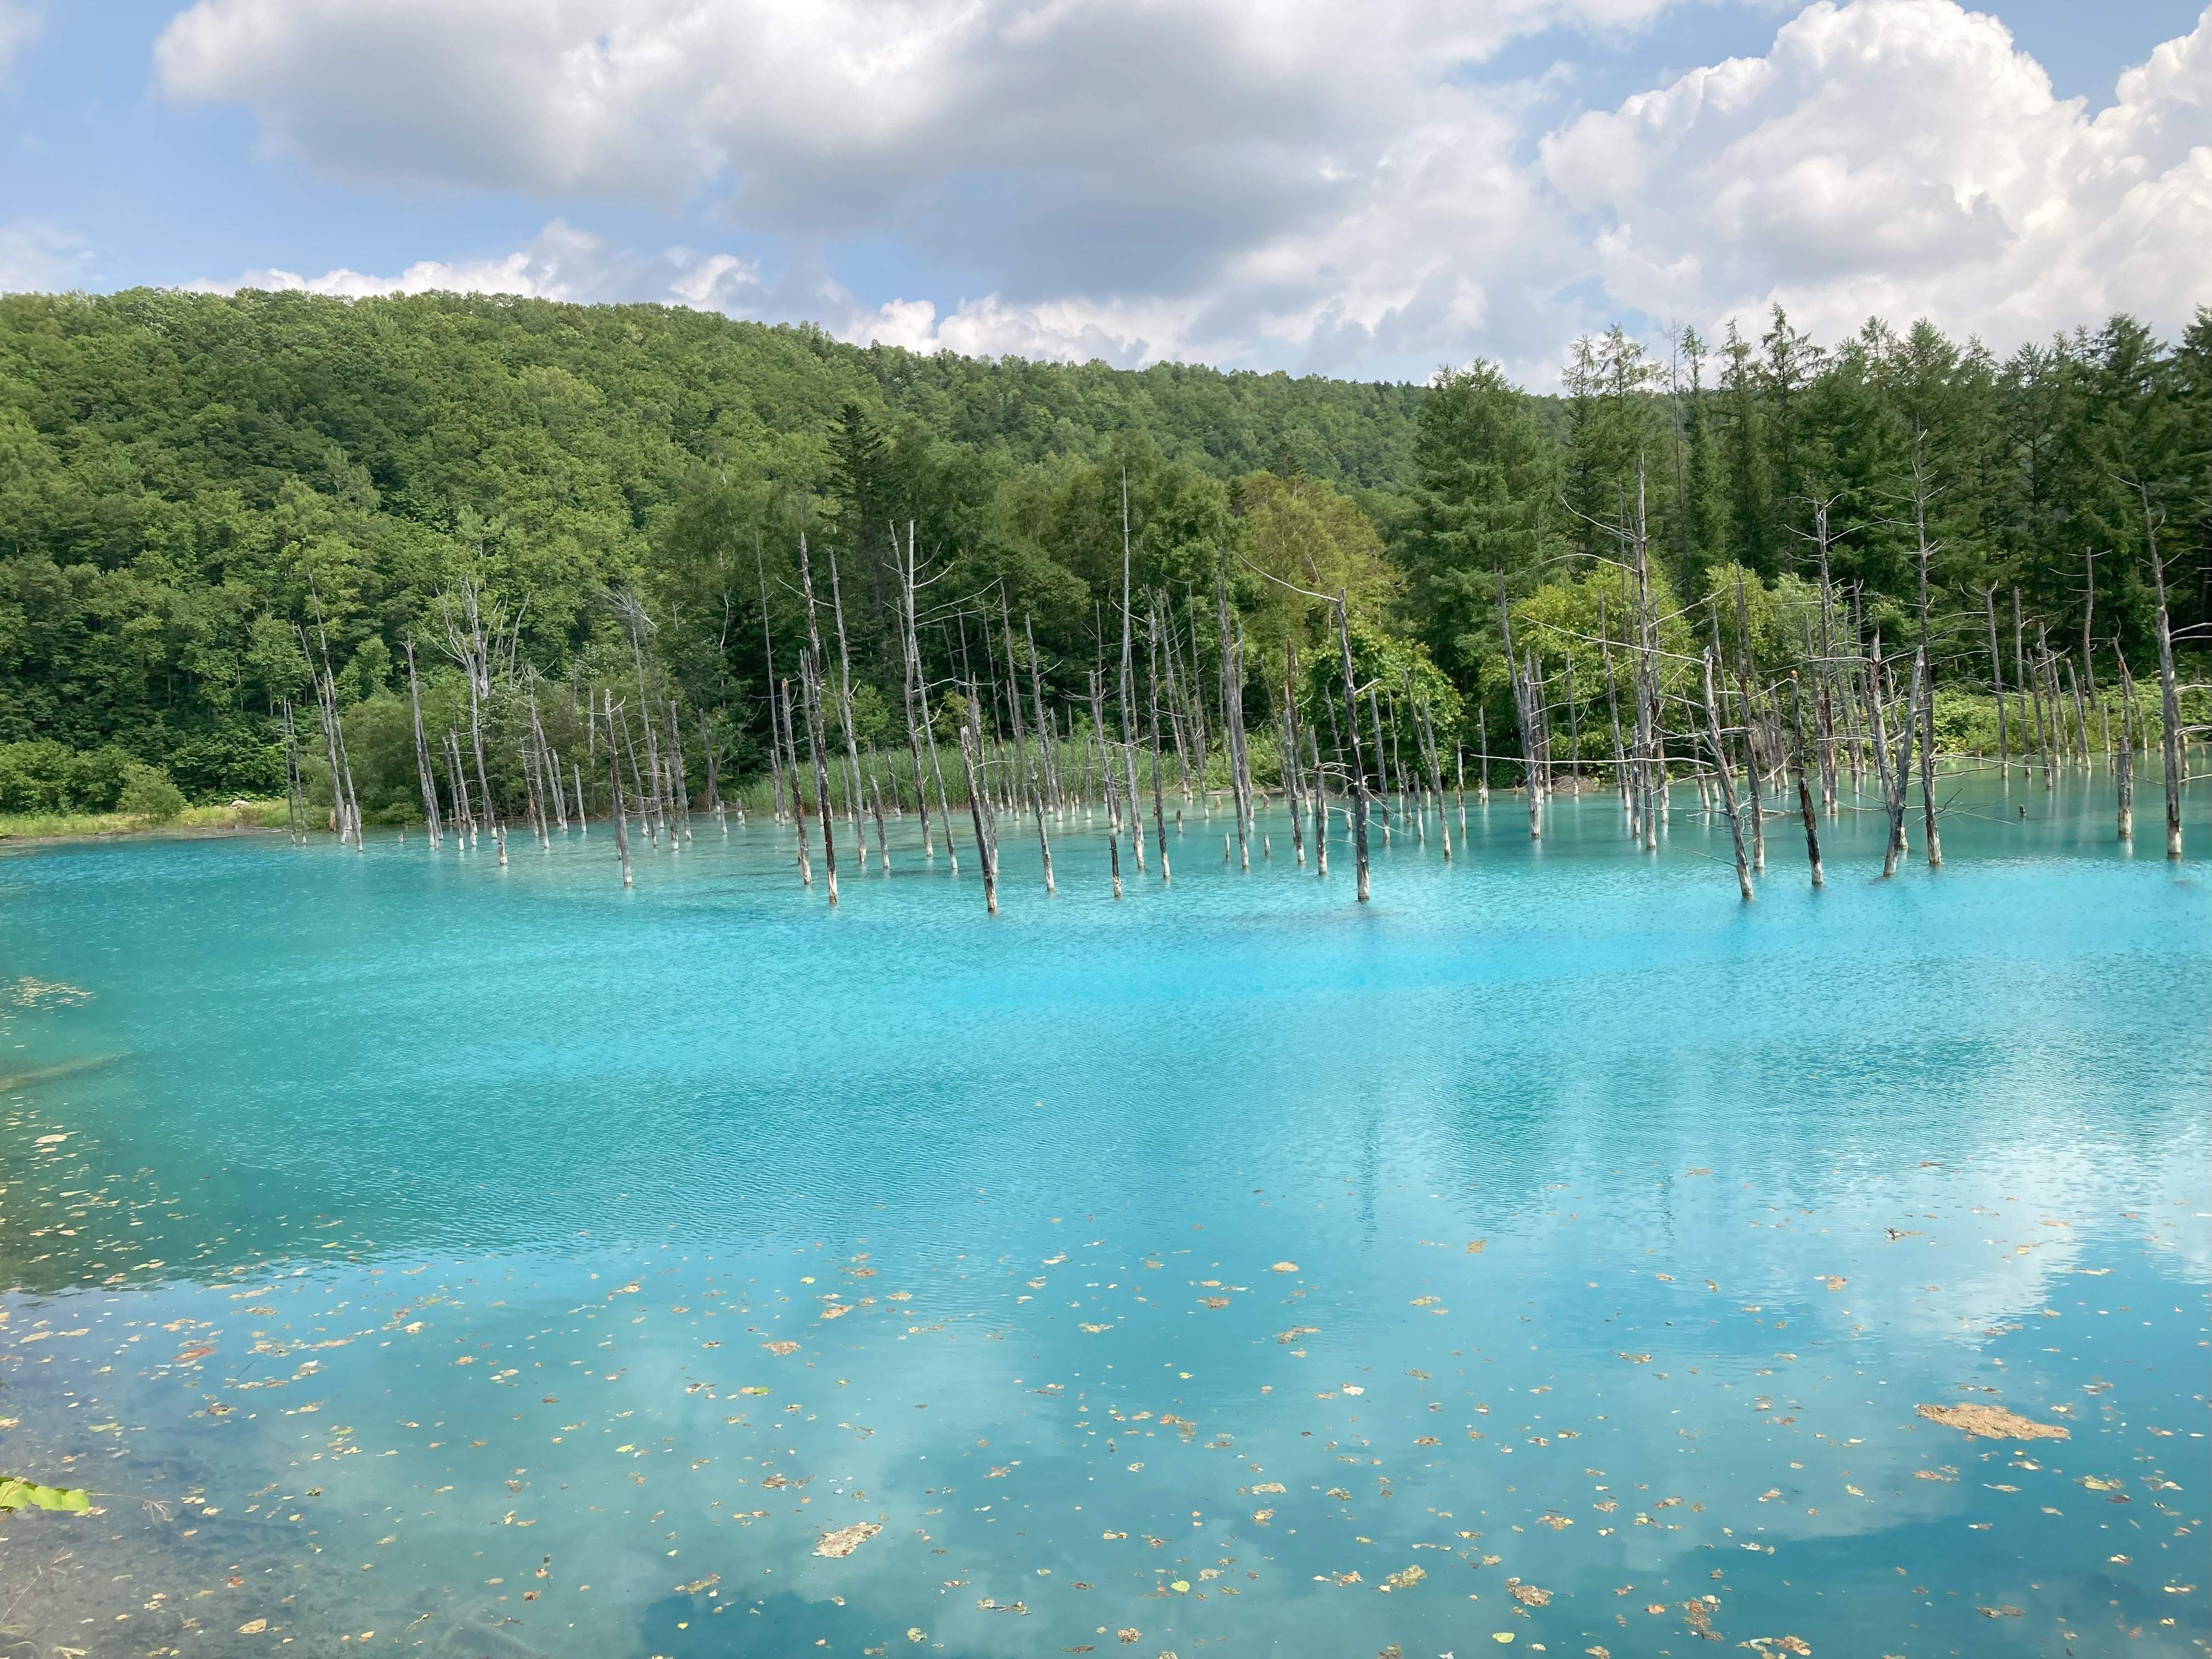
left=156, top=0, right=2212, bottom=377
left=1542, top=0, right=2212, bottom=349
left=0, top=217, right=90, bottom=294
left=188, top=218, right=1180, bottom=364
left=0, top=1, right=39, bottom=81
left=152, top=0, right=1669, bottom=373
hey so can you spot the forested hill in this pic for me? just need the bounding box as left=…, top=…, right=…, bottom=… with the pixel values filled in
left=0, top=287, right=1426, bottom=798
left=0, top=286, right=2203, bottom=812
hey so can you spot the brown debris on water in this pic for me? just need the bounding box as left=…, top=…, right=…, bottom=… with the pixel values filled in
left=1505, top=1578, right=1551, bottom=1607
left=812, top=1522, right=881, bottom=1558
left=1915, top=1402, right=2068, bottom=1440
left=1682, top=1595, right=1720, bottom=1640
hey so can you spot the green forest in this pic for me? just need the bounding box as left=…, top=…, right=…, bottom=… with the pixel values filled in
left=0, top=286, right=2203, bottom=820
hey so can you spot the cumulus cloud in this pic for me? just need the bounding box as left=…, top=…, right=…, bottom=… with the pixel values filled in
left=185, top=219, right=1177, bottom=365
left=152, top=0, right=1665, bottom=372
left=0, top=218, right=91, bottom=294
left=1542, top=0, right=2212, bottom=348
left=156, top=0, right=2212, bottom=376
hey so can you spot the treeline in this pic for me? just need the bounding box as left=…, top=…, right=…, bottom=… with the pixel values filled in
left=0, top=287, right=2202, bottom=817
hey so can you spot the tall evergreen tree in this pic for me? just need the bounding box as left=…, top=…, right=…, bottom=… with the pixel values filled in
left=1401, top=361, right=1561, bottom=679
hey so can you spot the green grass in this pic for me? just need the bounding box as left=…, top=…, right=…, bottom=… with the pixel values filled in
left=0, top=799, right=293, bottom=841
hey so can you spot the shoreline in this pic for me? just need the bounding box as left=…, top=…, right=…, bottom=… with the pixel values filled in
left=0, top=820, right=290, bottom=852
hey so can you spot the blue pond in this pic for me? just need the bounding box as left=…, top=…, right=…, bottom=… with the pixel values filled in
left=1, top=769, right=2205, bottom=1658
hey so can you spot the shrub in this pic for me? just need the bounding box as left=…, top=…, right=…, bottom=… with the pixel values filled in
left=61, top=745, right=134, bottom=811
left=117, top=762, right=185, bottom=821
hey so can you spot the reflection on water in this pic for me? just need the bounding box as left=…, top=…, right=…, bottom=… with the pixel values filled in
left=1, top=771, right=2205, bottom=1658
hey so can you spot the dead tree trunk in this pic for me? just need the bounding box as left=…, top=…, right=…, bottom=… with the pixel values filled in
left=280, top=699, right=306, bottom=844
left=958, top=713, right=996, bottom=912
left=447, top=728, right=472, bottom=841
left=700, top=712, right=721, bottom=829
left=1117, top=476, right=1146, bottom=871
left=1335, top=591, right=1370, bottom=902
left=2144, top=487, right=2185, bottom=859
left=405, top=637, right=442, bottom=847
left=1282, top=638, right=1305, bottom=867
left=802, top=650, right=840, bottom=905
left=1310, top=725, right=1328, bottom=877
left=1027, top=743, right=1056, bottom=894
left=1702, top=648, right=1754, bottom=901
left=664, top=701, right=693, bottom=844
left=1147, top=614, right=1171, bottom=882
left=1025, top=614, right=1060, bottom=813
left=1917, top=644, right=1942, bottom=867
left=757, top=543, right=786, bottom=822
left=1790, top=673, right=1824, bottom=887
left=869, top=757, right=890, bottom=870
left=1983, top=587, right=2008, bottom=785
left=2116, top=644, right=2137, bottom=842
left=827, top=546, right=867, bottom=864
left=1599, top=593, right=1627, bottom=816
left=779, top=679, right=811, bottom=887
left=1214, top=581, right=1249, bottom=868
left=605, top=692, right=632, bottom=888
left=1417, top=693, right=1452, bottom=860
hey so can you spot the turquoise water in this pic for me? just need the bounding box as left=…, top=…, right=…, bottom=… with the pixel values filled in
left=2, top=771, right=2205, bottom=1659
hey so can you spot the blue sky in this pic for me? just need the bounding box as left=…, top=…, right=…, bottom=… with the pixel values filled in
left=3, top=0, right=2207, bottom=381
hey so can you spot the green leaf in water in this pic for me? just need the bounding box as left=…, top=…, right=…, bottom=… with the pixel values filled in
left=0, top=1476, right=92, bottom=1514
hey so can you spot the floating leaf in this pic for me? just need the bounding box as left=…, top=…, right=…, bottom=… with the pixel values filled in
left=0, top=1477, right=91, bottom=1514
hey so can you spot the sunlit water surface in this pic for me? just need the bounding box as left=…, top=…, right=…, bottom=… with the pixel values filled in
left=2, top=770, right=2206, bottom=1659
